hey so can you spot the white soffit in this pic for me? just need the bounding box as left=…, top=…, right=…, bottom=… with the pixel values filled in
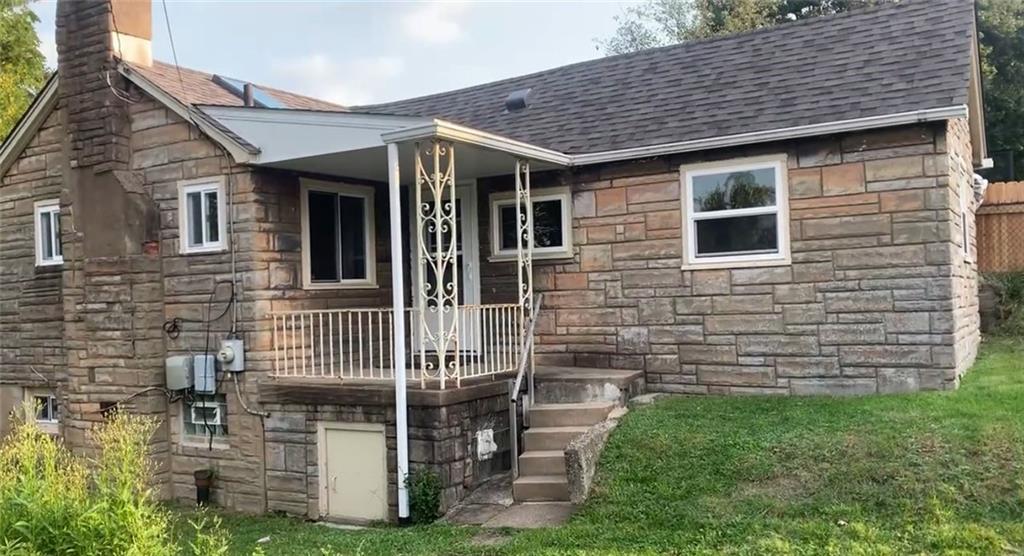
left=198, top=106, right=429, bottom=164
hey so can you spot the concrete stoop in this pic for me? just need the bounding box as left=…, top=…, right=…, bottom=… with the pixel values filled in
left=512, top=366, right=643, bottom=503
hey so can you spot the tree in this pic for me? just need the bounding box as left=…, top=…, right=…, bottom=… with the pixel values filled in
left=597, top=0, right=1024, bottom=180
left=0, top=0, right=47, bottom=141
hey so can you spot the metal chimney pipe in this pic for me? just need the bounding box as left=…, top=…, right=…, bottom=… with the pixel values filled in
left=243, top=83, right=255, bottom=107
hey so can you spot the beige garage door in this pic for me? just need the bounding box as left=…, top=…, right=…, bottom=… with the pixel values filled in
left=319, top=423, right=388, bottom=522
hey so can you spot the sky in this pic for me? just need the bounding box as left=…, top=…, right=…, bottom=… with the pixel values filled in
left=31, top=1, right=628, bottom=106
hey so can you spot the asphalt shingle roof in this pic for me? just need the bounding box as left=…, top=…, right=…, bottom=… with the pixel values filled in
left=354, top=0, right=976, bottom=154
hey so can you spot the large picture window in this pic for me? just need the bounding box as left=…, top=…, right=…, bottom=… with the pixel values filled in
left=301, top=179, right=376, bottom=288
left=680, top=156, right=790, bottom=269
left=178, top=178, right=227, bottom=254
left=34, top=199, right=62, bottom=266
left=489, top=186, right=572, bottom=260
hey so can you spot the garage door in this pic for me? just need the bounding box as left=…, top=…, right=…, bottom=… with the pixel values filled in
left=319, top=423, right=388, bottom=522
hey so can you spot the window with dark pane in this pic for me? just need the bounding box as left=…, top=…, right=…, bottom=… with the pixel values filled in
left=532, top=199, right=563, bottom=248
left=187, top=191, right=203, bottom=246
left=692, top=168, right=776, bottom=212
left=205, top=190, right=219, bottom=243
left=308, top=190, right=339, bottom=282
left=499, top=205, right=518, bottom=250
left=338, top=195, right=367, bottom=280
left=695, top=214, right=778, bottom=257
left=34, top=395, right=58, bottom=423
left=40, top=211, right=53, bottom=258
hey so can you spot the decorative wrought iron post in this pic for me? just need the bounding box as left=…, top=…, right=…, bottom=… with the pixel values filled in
left=414, top=140, right=460, bottom=389
left=515, top=159, right=534, bottom=402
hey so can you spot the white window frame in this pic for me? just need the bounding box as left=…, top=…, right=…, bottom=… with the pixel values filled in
left=489, top=186, right=573, bottom=261
left=300, top=178, right=377, bottom=289
left=960, top=180, right=972, bottom=262
left=24, top=388, right=59, bottom=434
left=178, top=177, right=228, bottom=254
left=34, top=199, right=63, bottom=266
left=679, top=154, right=791, bottom=270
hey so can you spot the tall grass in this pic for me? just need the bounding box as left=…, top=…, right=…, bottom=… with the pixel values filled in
left=0, top=406, right=229, bottom=555
left=984, top=271, right=1024, bottom=337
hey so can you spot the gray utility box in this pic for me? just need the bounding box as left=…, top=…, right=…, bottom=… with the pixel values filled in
left=193, top=355, right=217, bottom=394
left=165, top=355, right=192, bottom=391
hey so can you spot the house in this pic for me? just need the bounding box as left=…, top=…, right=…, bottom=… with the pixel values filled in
left=0, top=0, right=985, bottom=522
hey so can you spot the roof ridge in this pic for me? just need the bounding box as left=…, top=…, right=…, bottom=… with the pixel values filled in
left=356, top=0, right=944, bottom=110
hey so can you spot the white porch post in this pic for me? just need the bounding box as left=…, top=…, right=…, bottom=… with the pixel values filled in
left=387, top=142, right=410, bottom=521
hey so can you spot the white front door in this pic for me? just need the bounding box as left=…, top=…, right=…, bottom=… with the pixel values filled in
left=411, top=184, right=481, bottom=352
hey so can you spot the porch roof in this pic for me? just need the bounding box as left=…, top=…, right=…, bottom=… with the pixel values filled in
left=197, top=105, right=570, bottom=181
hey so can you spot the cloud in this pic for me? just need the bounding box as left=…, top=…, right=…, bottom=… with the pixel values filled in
left=271, top=53, right=405, bottom=106
left=399, top=1, right=471, bottom=44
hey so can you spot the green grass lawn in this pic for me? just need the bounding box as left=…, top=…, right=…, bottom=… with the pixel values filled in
left=176, top=338, right=1024, bottom=555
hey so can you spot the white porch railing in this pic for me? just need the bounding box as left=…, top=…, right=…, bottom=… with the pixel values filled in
left=271, top=303, right=522, bottom=388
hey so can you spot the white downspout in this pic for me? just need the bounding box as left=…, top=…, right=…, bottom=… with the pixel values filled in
left=387, top=142, right=410, bottom=521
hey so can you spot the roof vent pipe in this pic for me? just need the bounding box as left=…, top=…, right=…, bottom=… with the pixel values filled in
left=505, top=88, right=532, bottom=113
left=243, top=83, right=255, bottom=107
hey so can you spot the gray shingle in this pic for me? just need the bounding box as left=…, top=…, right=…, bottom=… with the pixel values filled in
left=355, top=0, right=975, bottom=154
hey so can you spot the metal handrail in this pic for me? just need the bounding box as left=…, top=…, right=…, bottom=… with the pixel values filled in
left=509, top=293, right=542, bottom=479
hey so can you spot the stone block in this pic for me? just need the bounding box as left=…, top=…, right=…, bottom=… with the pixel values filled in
left=697, top=365, right=776, bottom=386
left=705, top=314, right=785, bottom=334
left=802, top=214, right=890, bottom=239
left=621, top=269, right=682, bottom=288
left=819, top=323, right=886, bottom=344
left=783, top=303, right=827, bottom=324
left=776, top=357, right=840, bottom=377
left=880, top=190, right=925, bottom=212
left=865, top=156, right=924, bottom=181
left=824, top=291, right=892, bottom=312
left=737, top=335, right=819, bottom=356
left=573, top=191, right=596, bottom=218
left=649, top=325, right=703, bottom=344
left=789, top=168, right=822, bottom=198
left=833, top=245, right=926, bottom=269
left=774, top=284, right=816, bottom=304
left=627, top=182, right=678, bottom=204
left=790, top=378, right=877, bottom=396
left=613, top=239, right=680, bottom=260
left=637, top=298, right=674, bottom=324
left=730, top=266, right=792, bottom=285
left=580, top=245, right=613, bottom=271
left=595, top=187, right=627, bottom=216
left=675, top=297, right=713, bottom=315
left=692, top=270, right=730, bottom=295
left=892, top=222, right=946, bottom=244
left=713, top=294, right=773, bottom=314
left=792, top=262, right=835, bottom=282
left=877, top=369, right=920, bottom=393
left=839, top=345, right=932, bottom=366
left=822, top=162, right=865, bottom=195
left=679, top=344, right=737, bottom=364
left=616, top=327, right=650, bottom=354
left=884, top=312, right=931, bottom=333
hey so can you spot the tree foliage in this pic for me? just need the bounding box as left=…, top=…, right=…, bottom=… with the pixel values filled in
left=597, top=0, right=1024, bottom=179
left=0, top=0, right=47, bottom=142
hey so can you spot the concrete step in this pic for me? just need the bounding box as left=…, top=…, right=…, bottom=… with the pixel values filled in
left=524, top=426, right=588, bottom=451
left=513, top=474, right=569, bottom=502
left=534, top=366, right=645, bottom=404
left=530, top=401, right=615, bottom=427
left=518, top=450, right=566, bottom=476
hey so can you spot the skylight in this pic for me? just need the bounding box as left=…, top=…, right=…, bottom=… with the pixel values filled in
left=212, top=75, right=286, bottom=108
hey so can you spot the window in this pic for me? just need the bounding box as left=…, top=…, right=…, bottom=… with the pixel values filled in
left=490, top=186, right=573, bottom=259
left=178, top=179, right=227, bottom=254
left=680, top=155, right=790, bottom=269
left=34, top=200, right=62, bottom=266
left=183, top=395, right=228, bottom=438
left=300, top=179, right=376, bottom=288
left=24, top=389, right=59, bottom=433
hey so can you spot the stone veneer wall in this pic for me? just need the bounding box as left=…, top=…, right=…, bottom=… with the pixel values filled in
left=481, top=122, right=981, bottom=395
left=0, top=109, right=66, bottom=438
left=259, top=383, right=511, bottom=520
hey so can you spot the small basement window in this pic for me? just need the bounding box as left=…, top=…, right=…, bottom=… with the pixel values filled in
left=34, top=199, right=63, bottom=266
left=183, top=394, right=228, bottom=438
left=24, top=389, right=59, bottom=433
left=490, top=186, right=573, bottom=259
left=301, top=179, right=376, bottom=288
left=178, top=179, right=227, bottom=254
left=680, top=155, right=790, bottom=269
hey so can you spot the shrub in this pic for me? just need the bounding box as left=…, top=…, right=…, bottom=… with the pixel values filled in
left=984, top=271, right=1024, bottom=337
left=405, top=468, right=443, bottom=524
left=0, top=405, right=228, bottom=555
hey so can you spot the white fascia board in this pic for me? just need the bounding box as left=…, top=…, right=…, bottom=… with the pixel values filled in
left=381, top=119, right=572, bottom=166
left=1, top=76, right=59, bottom=177
left=201, top=107, right=428, bottom=164
left=118, top=64, right=258, bottom=164
left=571, top=106, right=970, bottom=166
